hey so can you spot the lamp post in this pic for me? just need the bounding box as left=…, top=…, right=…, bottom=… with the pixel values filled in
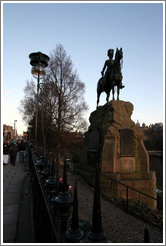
left=14, top=120, right=17, bottom=140
left=29, top=52, right=50, bottom=147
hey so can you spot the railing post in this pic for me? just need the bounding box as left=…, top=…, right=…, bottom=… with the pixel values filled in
left=53, top=158, right=73, bottom=242
left=126, top=187, right=128, bottom=212
left=65, top=181, right=84, bottom=243
left=144, top=227, right=150, bottom=243
left=84, top=167, right=109, bottom=243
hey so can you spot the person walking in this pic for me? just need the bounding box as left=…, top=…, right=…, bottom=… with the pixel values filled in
left=10, top=142, right=18, bottom=166
left=18, top=140, right=26, bottom=163
left=3, top=143, right=10, bottom=165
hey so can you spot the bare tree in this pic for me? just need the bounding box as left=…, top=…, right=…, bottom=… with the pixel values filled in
left=20, top=44, right=88, bottom=159
left=19, top=79, right=36, bottom=123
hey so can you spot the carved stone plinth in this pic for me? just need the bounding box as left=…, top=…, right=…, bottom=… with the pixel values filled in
left=85, top=100, right=157, bottom=209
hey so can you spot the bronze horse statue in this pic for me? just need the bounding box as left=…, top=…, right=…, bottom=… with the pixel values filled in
left=96, top=48, right=124, bottom=108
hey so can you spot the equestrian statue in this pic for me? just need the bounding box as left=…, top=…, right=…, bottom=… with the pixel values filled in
left=97, top=48, right=125, bottom=108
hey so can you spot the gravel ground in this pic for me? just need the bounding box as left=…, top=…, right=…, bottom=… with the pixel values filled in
left=66, top=172, right=163, bottom=244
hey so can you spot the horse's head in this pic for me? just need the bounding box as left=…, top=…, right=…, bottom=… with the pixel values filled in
left=114, top=48, right=123, bottom=70
left=115, top=48, right=123, bottom=61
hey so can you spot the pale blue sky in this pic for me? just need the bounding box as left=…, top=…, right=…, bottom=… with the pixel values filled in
left=2, top=1, right=164, bottom=134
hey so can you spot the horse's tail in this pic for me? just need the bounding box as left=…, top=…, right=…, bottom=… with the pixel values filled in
left=96, top=77, right=103, bottom=109
left=97, top=77, right=103, bottom=93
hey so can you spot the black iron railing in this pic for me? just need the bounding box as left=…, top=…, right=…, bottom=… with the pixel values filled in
left=27, top=143, right=156, bottom=243
left=99, top=171, right=160, bottom=212
left=29, top=145, right=59, bottom=242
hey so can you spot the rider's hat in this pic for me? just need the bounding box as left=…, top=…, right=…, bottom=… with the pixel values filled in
left=107, top=49, right=114, bottom=56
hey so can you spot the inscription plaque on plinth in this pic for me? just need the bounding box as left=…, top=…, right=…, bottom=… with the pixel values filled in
left=120, top=129, right=135, bottom=157
left=88, top=130, right=100, bottom=167
left=89, top=130, right=100, bottom=152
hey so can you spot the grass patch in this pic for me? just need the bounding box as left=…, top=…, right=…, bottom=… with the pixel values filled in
left=157, top=181, right=163, bottom=191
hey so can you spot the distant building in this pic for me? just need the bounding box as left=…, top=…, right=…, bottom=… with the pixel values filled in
left=3, top=124, right=14, bottom=142
left=142, top=123, right=146, bottom=128
left=136, top=120, right=140, bottom=127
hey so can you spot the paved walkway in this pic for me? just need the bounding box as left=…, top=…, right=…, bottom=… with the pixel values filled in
left=3, top=153, right=31, bottom=243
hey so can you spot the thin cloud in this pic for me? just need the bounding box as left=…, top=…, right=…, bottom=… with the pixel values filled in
left=5, top=90, right=13, bottom=95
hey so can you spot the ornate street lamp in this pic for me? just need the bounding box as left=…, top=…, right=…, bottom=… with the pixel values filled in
left=29, top=52, right=50, bottom=147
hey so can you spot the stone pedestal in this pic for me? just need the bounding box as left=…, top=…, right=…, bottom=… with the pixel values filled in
left=85, top=100, right=157, bottom=209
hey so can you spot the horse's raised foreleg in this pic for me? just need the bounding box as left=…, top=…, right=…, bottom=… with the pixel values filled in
left=112, top=86, right=115, bottom=100
left=106, top=90, right=110, bottom=103
left=117, top=85, right=119, bottom=100
left=97, top=91, right=101, bottom=109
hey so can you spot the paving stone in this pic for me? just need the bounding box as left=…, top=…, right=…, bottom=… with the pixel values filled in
left=3, top=213, right=18, bottom=225
left=3, top=193, right=21, bottom=204
left=3, top=204, right=19, bottom=214
left=3, top=224, right=17, bottom=242
left=10, top=177, right=24, bottom=185
left=7, top=185, right=22, bottom=193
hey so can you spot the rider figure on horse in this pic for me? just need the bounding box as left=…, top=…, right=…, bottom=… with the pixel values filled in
left=101, top=49, right=125, bottom=89
left=101, top=49, right=114, bottom=84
